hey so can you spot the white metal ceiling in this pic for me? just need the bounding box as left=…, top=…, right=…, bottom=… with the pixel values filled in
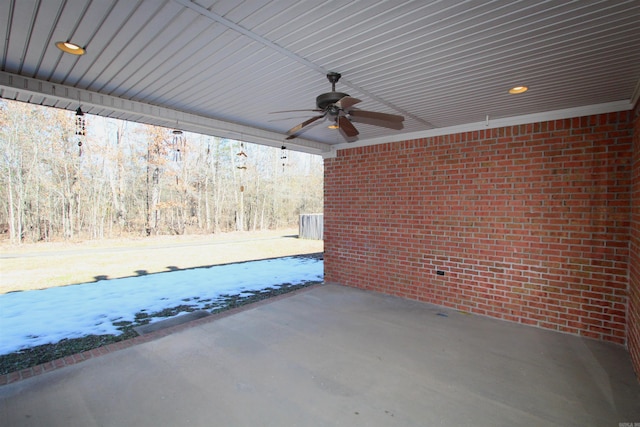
left=1, top=0, right=640, bottom=155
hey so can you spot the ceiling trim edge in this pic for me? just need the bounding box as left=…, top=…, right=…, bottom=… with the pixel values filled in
left=631, top=78, right=640, bottom=108
left=0, top=71, right=331, bottom=156
left=323, top=100, right=634, bottom=158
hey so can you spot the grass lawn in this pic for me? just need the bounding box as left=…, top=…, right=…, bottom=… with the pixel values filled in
left=0, top=228, right=323, bottom=293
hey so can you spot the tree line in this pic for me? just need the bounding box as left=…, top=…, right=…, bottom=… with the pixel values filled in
left=0, top=100, right=323, bottom=243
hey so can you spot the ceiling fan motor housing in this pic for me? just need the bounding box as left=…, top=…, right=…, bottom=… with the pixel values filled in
left=316, top=92, right=350, bottom=110
left=316, top=71, right=349, bottom=110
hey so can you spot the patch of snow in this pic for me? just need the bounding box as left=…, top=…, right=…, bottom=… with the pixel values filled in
left=0, top=257, right=323, bottom=355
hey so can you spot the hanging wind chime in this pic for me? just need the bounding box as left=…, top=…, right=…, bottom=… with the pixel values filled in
left=171, top=128, right=185, bottom=162
left=236, top=141, right=248, bottom=231
left=280, top=144, right=289, bottom=172
left=237, top=142, right=248, bottom=192
left=237, top=142, right=248, bottom=167
left=75, top=106, right=86, bottom=156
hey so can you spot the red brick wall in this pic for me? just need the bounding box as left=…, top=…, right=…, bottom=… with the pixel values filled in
left=630, top=100, right=640, bottom=378
left=325, top=112, right=634, bottom=345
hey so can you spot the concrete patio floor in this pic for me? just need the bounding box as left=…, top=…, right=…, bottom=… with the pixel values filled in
left=1, top=283, right=639, bottom=426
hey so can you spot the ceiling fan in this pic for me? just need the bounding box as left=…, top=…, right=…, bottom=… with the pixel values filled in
left=276, top=72, right=405, bottom=141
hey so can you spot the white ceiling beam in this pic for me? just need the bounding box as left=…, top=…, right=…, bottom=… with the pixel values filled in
left=172, top=0, right=429, bottom=126
left=0, top=71, right=331, bottom=156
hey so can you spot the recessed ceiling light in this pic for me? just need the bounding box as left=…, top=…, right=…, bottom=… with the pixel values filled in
left=508, top=86, right=528, bottom=94
left=328, top=124, right=339, bottom=129
left=55, top=41, right=85, bottom=55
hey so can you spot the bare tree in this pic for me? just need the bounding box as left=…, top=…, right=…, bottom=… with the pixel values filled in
left=0, top=100, right=324, bottom=242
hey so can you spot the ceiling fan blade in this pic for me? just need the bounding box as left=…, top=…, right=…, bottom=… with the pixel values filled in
left=350, top=115, right=405, bottom=130
left=348, top=109, right=404, bottom=122
left=271, top=109, right=322, bottom=114
left=338, top=116, right=359, bottom=138
left=335, top=96, right=361, bottom=110
left=286, top=114, right=325, bottom=136
left=269, top=115, right=316, bottom=123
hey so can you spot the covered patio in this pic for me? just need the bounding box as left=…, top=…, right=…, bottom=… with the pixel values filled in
left=2, top=2, right=640, bottom=424
left=1, top=284, right=638, bottom=426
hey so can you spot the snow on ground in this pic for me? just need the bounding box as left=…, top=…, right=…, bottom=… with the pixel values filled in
left=0, top=257, right=323, bottom=356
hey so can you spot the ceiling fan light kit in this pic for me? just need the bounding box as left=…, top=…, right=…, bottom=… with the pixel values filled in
left=280, top=72, right=405, bottom=142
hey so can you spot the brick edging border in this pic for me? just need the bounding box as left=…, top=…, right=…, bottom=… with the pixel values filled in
left=0, top=283, right=324, bottom=386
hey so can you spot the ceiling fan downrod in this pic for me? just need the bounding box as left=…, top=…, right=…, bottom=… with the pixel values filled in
left=326, top=72, right=341, bottom=92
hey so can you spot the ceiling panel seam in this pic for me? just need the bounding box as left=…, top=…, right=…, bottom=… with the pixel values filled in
left=32, top=0, right=65, bottom=78
left=17, top=0, right=39, bottom=75
left=83, top=1, right=147, bottom=91
left=94, top=2, right=175, bottom=94
left=72, top=1, right=140, bottom=88
left=1, top=1, right=13, bottom=69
